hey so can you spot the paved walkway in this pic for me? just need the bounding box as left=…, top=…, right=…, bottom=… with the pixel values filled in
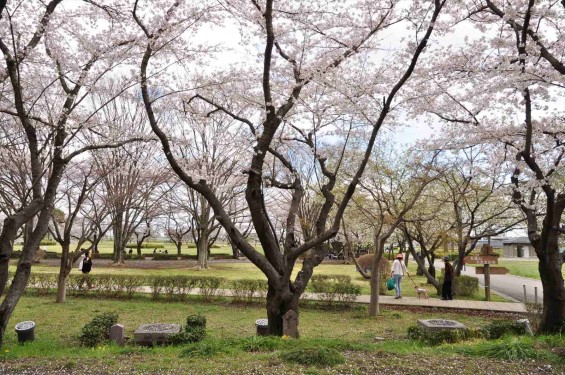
left=351, top=294, right=526, bottom=313
left=137, top=287, right=527, bottom=314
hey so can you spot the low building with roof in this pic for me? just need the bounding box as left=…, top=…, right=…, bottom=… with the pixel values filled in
left=501, top=237, right=536, bottom=258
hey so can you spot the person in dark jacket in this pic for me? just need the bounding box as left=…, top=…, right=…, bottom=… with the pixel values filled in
left=441, top=256, right=454, bottom=300
left=81, top=253, right=93, bottom=289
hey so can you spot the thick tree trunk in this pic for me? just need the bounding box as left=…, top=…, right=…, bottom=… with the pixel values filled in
left=0, top=204, right=52, bottom=347
left=266, top=282, right=297, bottom=336
left=536, top=231, right=565, bottom=333
left=176, top=242, right=182, bottom=256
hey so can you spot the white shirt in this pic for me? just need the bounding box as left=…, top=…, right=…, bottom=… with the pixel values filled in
left=392, top=259, right=407, bottom=276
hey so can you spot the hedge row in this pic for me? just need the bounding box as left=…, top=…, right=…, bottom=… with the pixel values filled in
left=18, top=273, right=360, bottom=306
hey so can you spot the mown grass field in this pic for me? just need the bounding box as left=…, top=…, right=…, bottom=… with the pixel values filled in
left=0, top=295, right=563, bottom=375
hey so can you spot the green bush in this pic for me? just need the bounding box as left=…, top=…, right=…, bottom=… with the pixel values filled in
left=311, top=274, right=351, bottom=283
left=437, top=275, right=479, bottom=297
left=309, top=275, right=360, bottom=305
left=280, top=347, right=345, bottom=367
left=230, top=279, right=268, bottom=303
left=407, top=325, right=470, bottom=346
left=150, top=276, right=198, bottom=301
left=196, top=277, right=223, bottom=301
left=39, top=240, right=57, bottom=246
left=79, top=312, right=118, bottom=347
left=44, top=251, right=60, bottom=259
left=28, top=273, right=57, bottom=295
left=482, top=320, right=527, bottom=340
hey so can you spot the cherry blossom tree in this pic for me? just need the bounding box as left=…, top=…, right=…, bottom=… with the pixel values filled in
left=420, top=0, right=565, bottom=332
left=0, top=1, right=142, bottom=345
left=49, top=160, right=103, bottom=303
left=133, top=0, right=447, bottom=335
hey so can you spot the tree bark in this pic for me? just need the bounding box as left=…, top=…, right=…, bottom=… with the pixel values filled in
left=266, top=282, right=297, bottom=336
left=368, top=239, right=385, bottom=316
left=536, top=229, right=565, bottom=333
left=197, top=230, right=209, bottom=268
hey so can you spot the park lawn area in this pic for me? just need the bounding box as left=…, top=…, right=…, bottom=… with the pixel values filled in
left=15, top=240, right=242, bottom=257
left=495, top=259, right=565, bottom=280
left=0, top=295, right=562, bottom=375
left=10, top=260, right=508, bottom=302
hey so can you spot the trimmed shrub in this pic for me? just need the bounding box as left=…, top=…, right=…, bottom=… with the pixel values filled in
left=111, top=275, right=144, bottom=298
left=280, top=347, right=345, bottom=367
left=44, top=251, right=60, bottom=259
left=309, top=274, right=360, bottom=305
left=39, top=240, right=57, bottom=246
left=407, top=325, right=470, bottom=346
left=196, top=277, right=223, bottom=301
left=437, top=275, right=479, bottom=297
left=29, top=273, right=57, bottom=295
left=230, top=279, right=268, bottom=303
left=482, top=320, right=527, bottom=340
left=79, top=312, right=118, bottom=347
left=151, top=254, right=178, bottom=261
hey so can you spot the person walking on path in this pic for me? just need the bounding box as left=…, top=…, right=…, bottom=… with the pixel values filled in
left=441, top=256, right=454, bottom=300
left=391, top=253, right=408, bottom=299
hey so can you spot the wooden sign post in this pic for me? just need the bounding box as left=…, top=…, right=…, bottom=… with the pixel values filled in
left=464, top=245, right=499, bottom=301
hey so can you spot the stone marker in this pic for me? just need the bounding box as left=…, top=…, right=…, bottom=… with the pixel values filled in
left=283, top=310, right=299, bottom=338
left=110, top=324, right=125, bottom=346
left=417, top=319, right=467, bottom=332
left=516, top=319, right=534, bottom=336
left=134, top=323, right=182, bottom=346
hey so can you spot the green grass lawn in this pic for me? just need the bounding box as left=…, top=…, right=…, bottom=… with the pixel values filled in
left=0, top=295, right=562, bottom=374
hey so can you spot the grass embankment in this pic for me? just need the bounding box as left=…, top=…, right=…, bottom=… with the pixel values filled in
left=0, top=296, right=562, bottom=375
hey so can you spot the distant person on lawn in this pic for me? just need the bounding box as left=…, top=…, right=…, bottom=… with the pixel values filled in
left=441, top=256, right=454, bottom=300
left=391, top=253, right=408, bottom=299
left=81, top=252, right=93, bottom=289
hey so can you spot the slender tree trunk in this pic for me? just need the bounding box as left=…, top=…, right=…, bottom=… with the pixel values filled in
left=368, top=239, right=385, bottom=316
left=113, top=212, right=124, bottom=263
left=56, top=242, right=71, bottom=303
left=176, top=241, right=182, bottom=256
left=197, top=231, right=209, bottom=269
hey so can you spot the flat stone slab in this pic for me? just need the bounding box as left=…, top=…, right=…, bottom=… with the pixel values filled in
left=417, top=319, right=467, bottom=331
left=134, top=323, right=181, bottom=345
